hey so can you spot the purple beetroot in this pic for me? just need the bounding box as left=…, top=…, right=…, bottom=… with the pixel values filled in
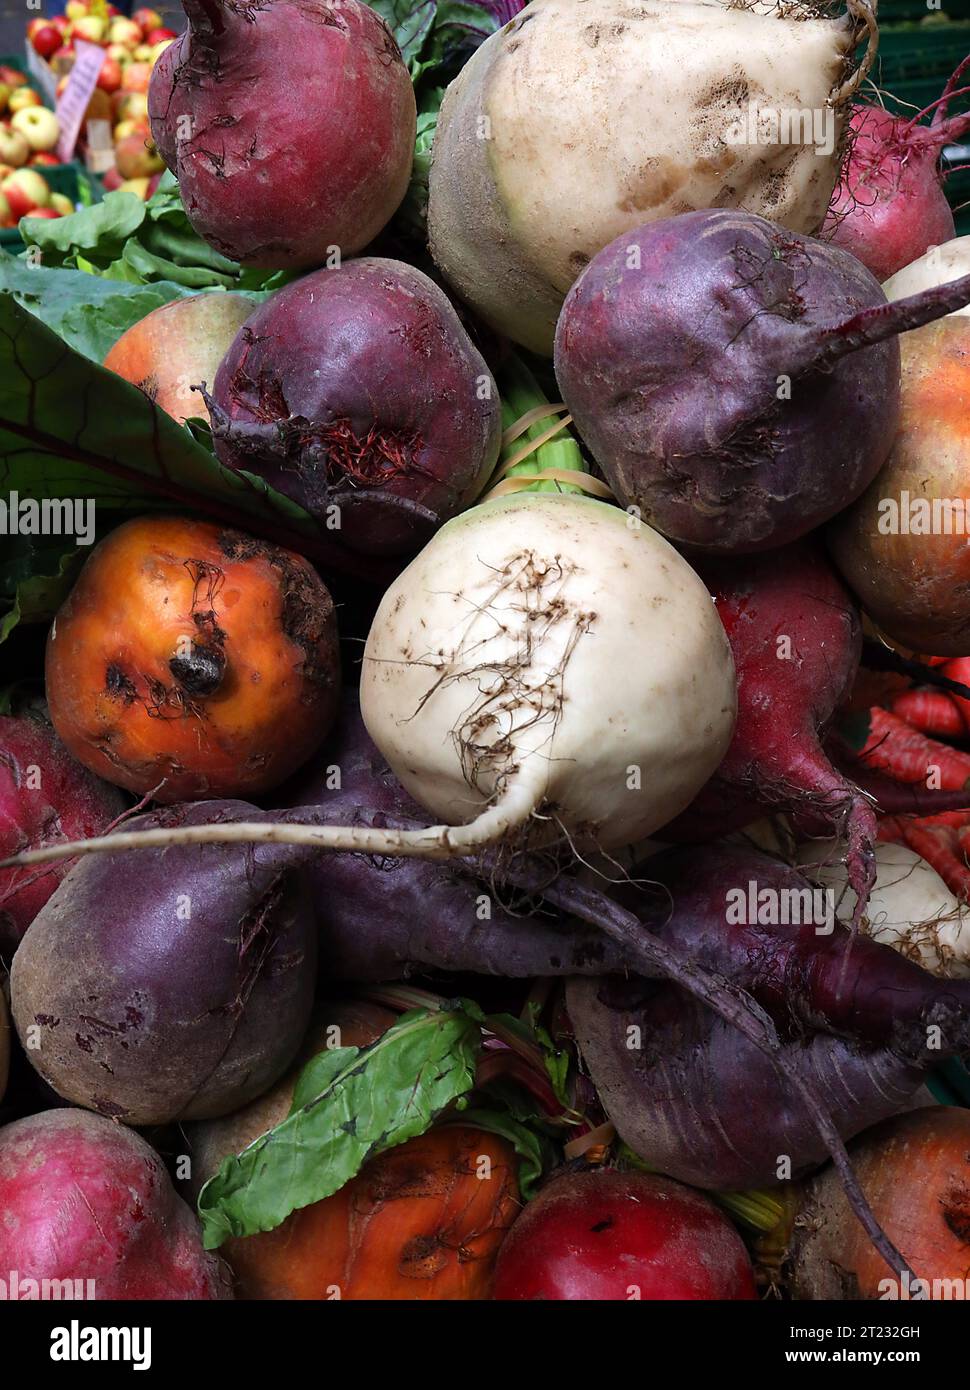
left=10, top=800, right=316, bottom=1125
left=823, top=63, right=970, bottom=282
left=554, top=208, right=970, bottom=553
left=206, top=260, right=502, bottom=554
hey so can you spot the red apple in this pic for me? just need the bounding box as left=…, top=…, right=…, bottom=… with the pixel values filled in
left=146, top=27, right=177, bottom=44
left=25, top=206, right=61, bottom=220
left=133, top=7, right=163, bottom=36
left=31, top=26, right=62, bottom=60
left=97, top=56, right=123, bottom=93
left=0, top=190, right=13, bottom=228
left=8, top=89, right=42, bottom=115
left=0, top=66, right=27, bottom=88
left=121, top=62, right=152, bottom=94
left=72, top=15, right=109, bottom=44
left=108, top=17, right=143, bottom=48
left=1, top=169, right=51, bottom=219
left=101, top=165, right=124, bottom=191
left=28, top=152, right=60, bottom=167
left=114, top=131, right=163, bottom=179
left=0, top=126, right=30, bottom=169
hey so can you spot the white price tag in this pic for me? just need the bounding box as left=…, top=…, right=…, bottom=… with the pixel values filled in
left=54, top=40, right=106, bottom=163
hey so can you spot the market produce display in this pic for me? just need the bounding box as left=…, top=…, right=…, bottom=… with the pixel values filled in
left=3, top=0, right=970, bottom=1311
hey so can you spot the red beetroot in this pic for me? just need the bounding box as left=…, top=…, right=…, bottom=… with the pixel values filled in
left=0, top=1110, right=232, bottom=1299
left=0, top=711, right=125, bottom=957
left=491, top=1169, right=757, bottom=1301
left=207, top=260, right=502, bottom=554
left=148, top=0, right=416, bottom=268
left=824, top=65, right=970, bottom=282
left=663, top=545, right=877, bottom=924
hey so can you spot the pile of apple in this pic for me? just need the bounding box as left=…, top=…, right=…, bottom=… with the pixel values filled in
left=0, top=71, right=62, bottom=170
left=28, top=3, right=175, bottom=200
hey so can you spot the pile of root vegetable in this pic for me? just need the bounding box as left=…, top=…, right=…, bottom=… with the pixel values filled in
left=4, top=0, right=970, bottom=1303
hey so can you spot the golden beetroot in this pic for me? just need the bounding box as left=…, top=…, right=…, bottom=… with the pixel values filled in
left=46, top=516, right=340, bottom=802
left=103, top=294, right=253, bottom=424
left=189, top=1002, right=520, bottom=1300
left=830, top=317, right=970, bottom=655
left=792, top=1107, right=970, bottom=1300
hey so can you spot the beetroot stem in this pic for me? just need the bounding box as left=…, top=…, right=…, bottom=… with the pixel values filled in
left=809, top=272, right=970, bottom=373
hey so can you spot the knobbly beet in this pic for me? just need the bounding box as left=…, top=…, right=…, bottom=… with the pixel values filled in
left=0, top=1109, right=232, bottom=1299
left=792, top=1108, right=970, bottom=1300
left=10, top=801, right=316, bottom=1125
left=663, top=544, right=877, bottom=923
left=206, top=260, right=502, bottom=555
left=0, top=710, right=125, bottom=957
left=148, top=0, right=416, bottom=268
left=823, top=65, right=970, bottom=282
left=188, top=1004, right=518, bottom=1300
left=555, top=208, right=970, bottom=552
left=491, top=1169, right=757, bottom=1301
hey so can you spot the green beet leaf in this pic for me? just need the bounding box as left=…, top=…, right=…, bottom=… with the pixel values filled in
left=197, top=1004, right=483, bottom=1249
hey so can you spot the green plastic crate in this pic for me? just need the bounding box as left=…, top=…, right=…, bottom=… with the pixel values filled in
left=0, top=162, right=103, bottom=251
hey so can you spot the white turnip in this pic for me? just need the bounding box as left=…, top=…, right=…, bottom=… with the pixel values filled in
left=797, top=839, right=970, bottom=979
left=883, top=236, right=970, bottom=318
left=429, top=0, right=878, bottom=353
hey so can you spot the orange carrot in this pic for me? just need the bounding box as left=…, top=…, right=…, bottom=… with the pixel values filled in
left=891, top=690, right=965, bottom=739
left=861, top=707, right=970, bottom=789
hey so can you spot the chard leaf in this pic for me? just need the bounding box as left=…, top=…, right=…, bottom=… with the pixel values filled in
left=19, top=191, right=148, bottom=266
left=0, top=250, right=200, bottom=361
left=0, top=535, right=86, bottom=643
left=197, top=1004, right=483, bottom=1248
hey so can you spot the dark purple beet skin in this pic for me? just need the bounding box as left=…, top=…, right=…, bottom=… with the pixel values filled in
left=10, top=801, right=316, bottom=1126
left=567, top=975, right=927, bottom=1191
left=281, top=694, right=628, bottom=981
left=207, top=259, right=502, bottom=555
left=554, top=209, right=901, bottom=553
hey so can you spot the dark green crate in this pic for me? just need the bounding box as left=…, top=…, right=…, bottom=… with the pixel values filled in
left=0, top=163, right=103, bottom=251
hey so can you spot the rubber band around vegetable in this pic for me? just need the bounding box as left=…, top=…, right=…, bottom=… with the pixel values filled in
left=481, top=470, right=616, bottom=502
